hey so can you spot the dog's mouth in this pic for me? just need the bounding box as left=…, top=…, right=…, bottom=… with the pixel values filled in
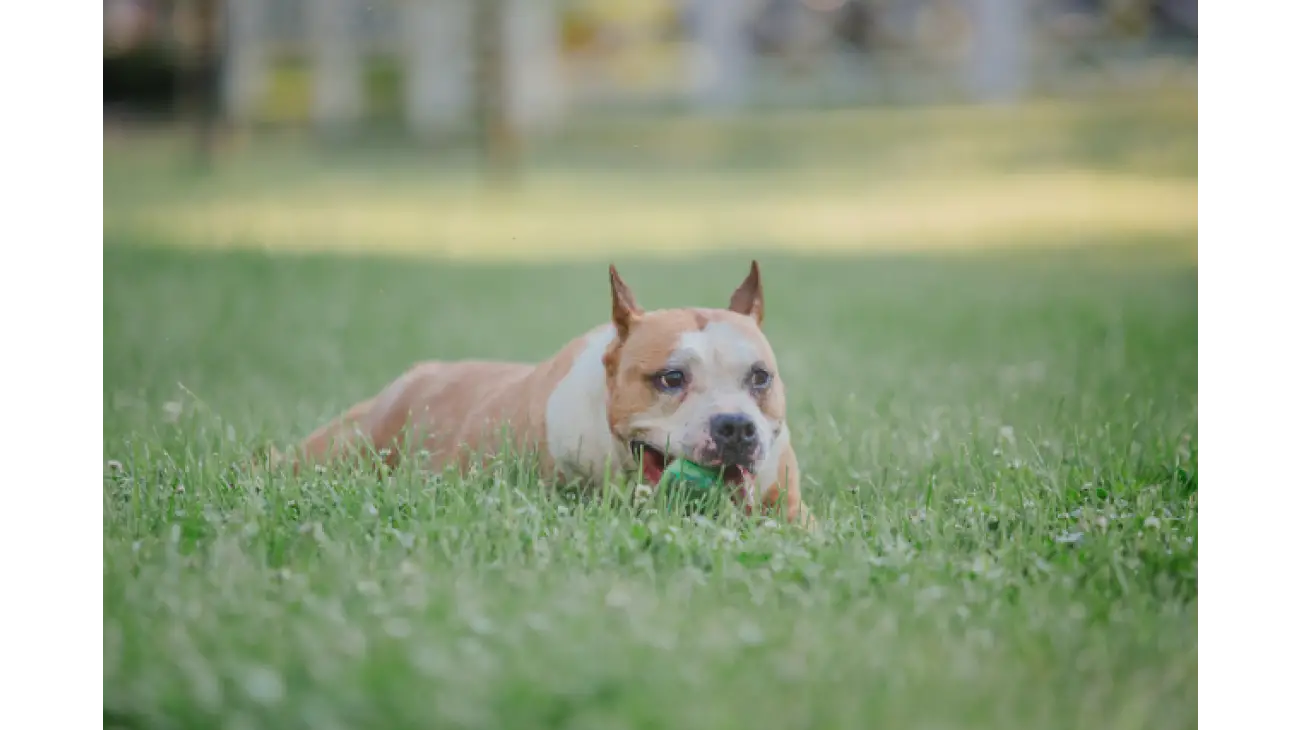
left=630, top=440, right=751, bottom=487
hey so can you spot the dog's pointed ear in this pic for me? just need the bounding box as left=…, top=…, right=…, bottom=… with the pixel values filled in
left=727, top=260, right=764, bottom=326
left=609, top=264, right=643, bottom=338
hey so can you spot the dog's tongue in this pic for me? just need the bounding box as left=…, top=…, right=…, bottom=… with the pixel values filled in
left=640, top=450, right=666, bottom=484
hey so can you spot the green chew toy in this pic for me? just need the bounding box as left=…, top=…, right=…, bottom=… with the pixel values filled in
left=659, top=459, right=722, bottom=491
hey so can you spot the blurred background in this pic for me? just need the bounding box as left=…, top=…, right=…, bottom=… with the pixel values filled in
left=102, top=7, right=1199, bottom=724
left=103, top=0, right=1196, bottom=261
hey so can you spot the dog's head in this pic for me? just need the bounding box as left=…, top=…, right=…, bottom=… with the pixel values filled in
left=602, top=262, right=787, bottom=499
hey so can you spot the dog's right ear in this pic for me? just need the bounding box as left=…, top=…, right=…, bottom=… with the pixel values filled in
left=609, top=264, right=643, bottom=338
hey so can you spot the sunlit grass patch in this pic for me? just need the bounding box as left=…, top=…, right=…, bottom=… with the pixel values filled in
left=107, top=168, right=1195, bottom=261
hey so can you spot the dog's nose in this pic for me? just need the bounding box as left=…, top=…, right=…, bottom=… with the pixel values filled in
left=709, top=413, right=759, bottom=461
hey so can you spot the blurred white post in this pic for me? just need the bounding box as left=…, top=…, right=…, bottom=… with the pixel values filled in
left=309, top=0, right=364, bottom=135
left=404, top=0, right=472, bottom=137
left=690, top=0, right=750, bottom=111
left=502, top=0, right=564, bottom=132
left=222, top=0, right=267, bottom=123
left=965, top=0, right=1029, bottom=103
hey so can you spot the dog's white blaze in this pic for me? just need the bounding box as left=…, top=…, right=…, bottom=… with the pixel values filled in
left=675, top=322, right=762, bottom=386
left=545, top=324, right=618, bottom=478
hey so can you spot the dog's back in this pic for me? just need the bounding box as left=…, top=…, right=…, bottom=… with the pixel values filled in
left=295, top=360, right=536, bottom=471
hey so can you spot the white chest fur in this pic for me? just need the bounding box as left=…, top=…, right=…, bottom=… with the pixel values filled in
left=545, top=324, right=620, bottom=480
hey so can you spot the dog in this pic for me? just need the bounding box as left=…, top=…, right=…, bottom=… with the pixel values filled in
left=278, top=262, right=810, bottom=524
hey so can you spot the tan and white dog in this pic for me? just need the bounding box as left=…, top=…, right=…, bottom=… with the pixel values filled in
left=281, top=262, right=809, bottom=524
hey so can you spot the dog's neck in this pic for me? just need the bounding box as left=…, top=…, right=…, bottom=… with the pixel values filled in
left=544, top=323, right=624, bottom=480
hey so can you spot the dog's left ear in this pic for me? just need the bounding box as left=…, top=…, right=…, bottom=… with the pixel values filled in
left=727, top=260, right=764, bottom=327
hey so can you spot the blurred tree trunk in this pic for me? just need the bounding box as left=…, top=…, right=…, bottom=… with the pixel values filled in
left=965, top=0, right=1028, bottom=103
left=310, top=0, right=363, bottom=138
left=184, top=0, right=221, bottom=169
left=223, top=0, right=267, bottom=127
left=502, top=0, right=563, bottom=133
left=404, top=0, right=471, bottom=140
left=473, top=0, right=520, bottom=184
left=690, top=0, right=750, bottom=111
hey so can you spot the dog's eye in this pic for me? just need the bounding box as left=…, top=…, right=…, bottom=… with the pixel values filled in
left=747, top=366, right=773, bottom=390
left=651, top=369, right=688, bottom=393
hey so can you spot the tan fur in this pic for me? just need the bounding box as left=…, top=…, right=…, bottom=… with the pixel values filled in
left=277, top=263, right=809, bottom=524
left=764, top=441, right=811, bottom=526
left=603, top=309, right=705, bottom=435
left=294, top=342, right=584, bottom=476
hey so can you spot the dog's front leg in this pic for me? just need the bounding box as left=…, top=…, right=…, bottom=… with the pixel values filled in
left=760, top=442, right=814, bottom=527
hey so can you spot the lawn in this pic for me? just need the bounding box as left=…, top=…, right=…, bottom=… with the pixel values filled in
left=104, top=97, right=1197, bottom=730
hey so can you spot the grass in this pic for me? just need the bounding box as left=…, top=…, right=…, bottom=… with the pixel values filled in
left=104, top=96, right=1196, bottom=729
